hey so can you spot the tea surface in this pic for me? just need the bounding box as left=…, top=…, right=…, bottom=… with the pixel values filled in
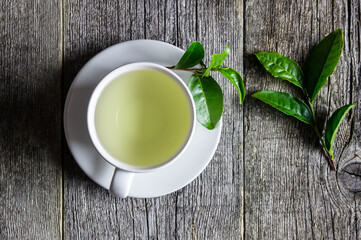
left=95, top=69, right=192, bottom=167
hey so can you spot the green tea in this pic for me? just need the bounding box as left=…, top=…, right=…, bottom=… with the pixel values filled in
left=95, top=69, right=192, bottom=167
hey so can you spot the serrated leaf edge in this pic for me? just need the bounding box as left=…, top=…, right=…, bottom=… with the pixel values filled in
left=251, top=91, right=313, bottom=125
left=255, top=52, right=303, bottom=88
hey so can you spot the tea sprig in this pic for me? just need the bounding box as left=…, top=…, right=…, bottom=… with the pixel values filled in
left=252, top=29, right=355, bottom=171
left=168, top=42, right=245, bottom=130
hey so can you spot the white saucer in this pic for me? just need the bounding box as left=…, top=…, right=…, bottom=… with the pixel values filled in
left=64, top=40, right=222, bottom=198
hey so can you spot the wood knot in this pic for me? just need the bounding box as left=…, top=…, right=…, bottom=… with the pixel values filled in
left=339, top=161, right=361, bottom=196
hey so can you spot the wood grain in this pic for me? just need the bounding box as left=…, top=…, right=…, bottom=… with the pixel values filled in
left=1, top=0, right=361, bottom=239
left=0, top=0, right=62, bottom=239
left=63, top=1, right=137, bottom=239
left=244, top=0, right=361, bottom=239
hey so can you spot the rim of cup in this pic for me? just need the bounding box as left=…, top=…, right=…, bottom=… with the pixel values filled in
left=87, top=62, right=196, bottom=173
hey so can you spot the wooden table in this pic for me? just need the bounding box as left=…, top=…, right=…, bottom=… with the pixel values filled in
left=1, top=0, right=360, bottom=239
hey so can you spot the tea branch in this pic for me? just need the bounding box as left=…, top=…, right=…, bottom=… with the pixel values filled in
left=169, top=42, right=245, bottom=130
left=252, top=29, right=355, bottom=171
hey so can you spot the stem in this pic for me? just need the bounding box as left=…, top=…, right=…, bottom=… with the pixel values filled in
left=165, top=67, right=197, bottom=73
left=166, top=66, right=207, bottom=73
left=308, top=101, right=337, bottom=171
left=331, top=157, right=337, bottom=172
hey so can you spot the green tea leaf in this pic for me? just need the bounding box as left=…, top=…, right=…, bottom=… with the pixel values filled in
left=252, top=90, right=313, bottom=125
left=202, top=45, right=230, bottom=77
left=188, top=74, right=224, bottom=130
left=324, top=104, right=355, bottom=153
left=176, top=41, right=205, bottom=69
left=304, top=29, right=344, bottom=102
left=254, top=52, right=304, bottom=88
left=218, top=67, right=245, bottom=104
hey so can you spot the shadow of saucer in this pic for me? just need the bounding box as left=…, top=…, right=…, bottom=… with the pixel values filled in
left=1, top=68, right=62, bottom=171
left=62, top=50, right=99, bottom=185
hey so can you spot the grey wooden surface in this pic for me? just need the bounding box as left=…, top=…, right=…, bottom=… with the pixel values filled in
left=1, top=0, right=360, bottom=239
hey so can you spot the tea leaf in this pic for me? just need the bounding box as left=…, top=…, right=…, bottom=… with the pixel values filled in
left=188, top=74, right=223, bottom=129
left=255, top=52, right=304, bottom=88
left=170, top=42, right=244, bottom=130
left=176, top=41, right=205, bottom=69
left=253, top=29, right=350, bottom=171
left=252, top=90, right=313, bottom=125
left=324, top=104, right=355, bottom=154
left=218, top=67, right=245, bottom=104
left=304, top=29, right=344, bottom=102
left=202, top=45, right=230, bottom=77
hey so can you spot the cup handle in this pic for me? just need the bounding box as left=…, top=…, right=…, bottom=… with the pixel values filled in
left=109, top=168, right=135, bottom=198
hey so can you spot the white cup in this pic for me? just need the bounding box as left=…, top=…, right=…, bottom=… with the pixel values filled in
left=87, top=62, right=196, bottom=198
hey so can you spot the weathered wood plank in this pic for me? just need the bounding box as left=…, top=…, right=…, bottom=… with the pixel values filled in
left=63, top=0, right=184, bottom=239
left=244, top=1, right=314, bottom=237
left=180, top=0, right=244, bottom=239
left=244, top=0, right=360, bottom=239
left=63, top=0, right=139, bottom=239
left=0, top=0, right=62, bottom=239
left=335, top=1, right=361, bottom=239
left=142, top=1, right=179, bottom=239
left=311, top=1, right=360, bottom=239
left=63, top=0, right=244, bottom=239
left=144, top=0, right=244, bottom=239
